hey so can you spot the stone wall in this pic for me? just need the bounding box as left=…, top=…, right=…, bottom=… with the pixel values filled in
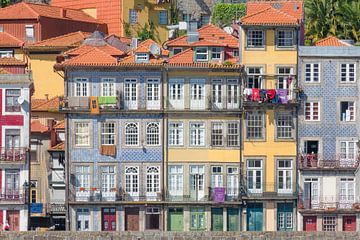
left=1, top=231, right=360, bottom=240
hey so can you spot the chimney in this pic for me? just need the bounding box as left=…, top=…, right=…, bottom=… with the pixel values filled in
left=131, top=38, right=138, bottom=50
left=48, top=119, right=57, bottom=147
left=187, top=21, right=199, bottom=43
left=60, top=8, right=67, bottom=18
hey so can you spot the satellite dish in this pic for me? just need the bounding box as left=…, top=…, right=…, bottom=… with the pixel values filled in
left=150, top=43, right=161, bottom=56
left=17, top=96, right=25, bottom=105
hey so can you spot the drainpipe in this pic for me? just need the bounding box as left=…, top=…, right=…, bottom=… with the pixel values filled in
left=238, top=24, right=243, bottom=65
left=161, top=65, right=167, bottom=231
left=295, top=26, right=300, bottom=231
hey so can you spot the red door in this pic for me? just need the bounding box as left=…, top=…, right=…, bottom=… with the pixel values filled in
left=7, top=210, right=19, bottom=231
left=102, top=208, right=116, bottom=231
left=125, top=207, right=139, bottom=231
left=303, top=216, right=317, bottom=231
left=343, top=216, right=356, bottom=231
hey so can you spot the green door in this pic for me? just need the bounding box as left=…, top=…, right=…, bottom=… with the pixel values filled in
left=168, top=208, right=183, bottom=231
left=227, top=208, right=239, bottom=231
left=211, top=208, right=223, bottom=231
left=247, top=203, right=263, bottom=231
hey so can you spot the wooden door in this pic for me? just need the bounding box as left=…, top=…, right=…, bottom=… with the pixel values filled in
left=227, top=208, right=239, bottom=231
left=343, top=216, right=356, bottom=231
left=303, top=216, right=317, bottom=231
left=7, top=210, right=19, bottom=231
left=211, top=208, right=223, bottom=231
left=102, top=208, right=116, bottom=231
left=168, top=208, right=183, bottom=231
left=247, top=203, right=263, bottom=231
left=125, top=207, right=139, bottom=231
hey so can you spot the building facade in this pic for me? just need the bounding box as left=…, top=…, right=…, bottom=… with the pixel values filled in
left=0, top=58, right=33, bottom=231
left=298, top=37, right=360, bottom=232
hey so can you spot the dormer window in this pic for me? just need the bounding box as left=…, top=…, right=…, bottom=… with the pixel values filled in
left=211, top=47, right=222, bottom=61
left=135, top=53, right=149, bottom=63
left=173, top=48, right=182, bottom=55
left=195, top=47, right=208, bottom=62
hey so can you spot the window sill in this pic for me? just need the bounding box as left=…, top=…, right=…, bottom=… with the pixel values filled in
left=245, top=47, right=265, bottom=51
left=275, top=46, right=297, bottom=51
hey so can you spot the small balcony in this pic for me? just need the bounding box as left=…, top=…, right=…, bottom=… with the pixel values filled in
left=242, top=182, right=297, bottom=199
left=243, top=88, right=297, bottom=105
left=298, top=154, right=360, bottom=170
left=0, top=188, right=26, bottom=202
left=298, top=194, right=359, bottom=211
left=0, top=148, right=27, bottom=162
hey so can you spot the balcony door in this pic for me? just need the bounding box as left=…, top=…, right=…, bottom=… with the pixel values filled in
left=227, top=79, right=239, bottom=109
left=212, top=80, right=223, bottom=109
left=5, top=169, right=20, bottom=200
left=102, top=208, right=116, bottom=231
left=190, top=166, right=205, bottom=201
left=124, top=79, right=137, bottom=110
left=339, top=178, right=355, bottom=208
left=146, top=79, right=160, bottom=110
left=125, top=167, right=139, bottom=200
left=303, top=178, right=319, bottom=209
left=190, top=79, right=205, bottom=110
left=169, top=79, right=184, bottom=109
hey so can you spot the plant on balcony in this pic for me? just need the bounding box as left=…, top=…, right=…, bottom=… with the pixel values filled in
left=110, top=188, right=117, bottom=192
left=91, top=187, right=97, bottom=191
left=79, top=187, right=85, bottom=191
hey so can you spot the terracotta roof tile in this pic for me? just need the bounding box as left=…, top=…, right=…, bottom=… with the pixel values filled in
left=0, top=68, right=11, bottom=74
left=27, top=31, right=91, bottom=48
left=54, top=120, right=65, bottom=129
left=190, top=39, right=227, bottom=47
left=166, top=24, right=239, bottom=48
left=241, top=6, right=299, bottom=26
left=48, top=142, right=65, bottom=151
left=32, top=96, right=60, bottom=111
left=0, top=57, right=26, bottom=66
left=168, top=48, right=193, bottom=64
left=134, top=39, right=168, bottom=56
left=0, top=2, right=101, bottom=23
left=314, top=36, right=352, bottom=47
left=246, top=1, right=303, bottom=21
left=64, top=44, right=125, bottom=56
left=0, top=32, right=24, bottom=48
left=31, top=120, right=49, bottom=133
left=62, top=47, right=118, bottom=66
left=105, top=34, right=132, bottom=45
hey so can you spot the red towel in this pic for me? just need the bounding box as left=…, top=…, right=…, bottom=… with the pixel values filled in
left=252, top=88, right=260, bottom=101
left=266, top=89, right=276, bottom=99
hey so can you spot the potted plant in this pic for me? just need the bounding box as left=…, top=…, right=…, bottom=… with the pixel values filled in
left=79, top=187, right=85, bottom=191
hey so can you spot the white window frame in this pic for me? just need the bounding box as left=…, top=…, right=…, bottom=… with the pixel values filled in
left=227, top=122, right=240, bottom=147
left=135, top=53, right=149, bottom=62
left=277, top=67, right=294, bottom=90
left=339, top=141, right=357, bottom=163
left=340, top=63, right=356, bottom=83
left=75, top=122, right=90, bottom=146
left=276, top=114, right=293, bottom=139
left=129, top=9, right=138, bottom=24
left=169, top=122, right=183, bottom=146
left=247, top=29, right=264, bottom=48
left=101, top=166, right=116, bottom=192
left=276, top=29, right=294, bottom=48
left=125, top=166, right=139, bottom=196
left=246, top=112, right=264, bottom=139
left=304, top=101, right=320, bottom=121
left=227, top=167, right=239, bottom=197
left=339, top=178, right=355, bottom=208
left=246, top=159, right=262, bottom=193
left=323, top=216, right=336, bottom=232
left=75, top=166, right=91, bottom=190
left=195, top=47, right=208, bottom=62
left=146, top=78, right=160, bottom=110
left=277, top=160, right=292, bottom=194
left=168, top=165, right=183, bottom=196
left=190, top=123, right=205, bottom=146
left=101, top=122, right=116, bottom=145
left=304, top=63, right=320, bottom=83
left=211, top=166, right=223, bottom=187
left=25, top=25, right=35, bottom=41
left=101, top=78, right=116, bottom=97
left=74, top=78, right=89, bottom=97
left=146, top=166, right=160, bottom=194
left=211, top=47, right=222, bottom=60
left=340, top=101, right=355, bottom=122
left=125, top=122, right=139, bottom=146
left=211, top=122, right=223, bottom=147
left=246, top=67, right=263, bottom=89
left=146, top=122, right=160, bottom=146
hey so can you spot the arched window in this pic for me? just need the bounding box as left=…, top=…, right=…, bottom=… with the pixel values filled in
left=146, top=166, right=160, bottom=193
left=146, top=122, right=160, bottom=145
left=125, top=123, right=138, bottom=146
left=125, top=166, right=139, bottom=194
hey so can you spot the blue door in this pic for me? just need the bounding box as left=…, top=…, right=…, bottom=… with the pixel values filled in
left=277, top=203, right=293, bottom=231
left=247, top=203, right=263, bottom=231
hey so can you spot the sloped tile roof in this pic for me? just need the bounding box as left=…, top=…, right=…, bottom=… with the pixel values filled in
left=64, top=44, right=125, bottom=56
left=32, top=96, right=60, bottom=111
left=31, top=119, right=49, bottom=133
left=48, top=142, right=65, bottom=151
left=166, top=24, right=239, bottom=48
left=0, top=57, right=26, bottom=66
left=62, top=47, right=118, bottom=66
left=241, top=6, right=299, bottom=26
left=314, top=36, right=352, bottom=47
left=0, top=32, right=24, bottom=48
left=246, top=1, right=303, bottom=21
left=54, top=120, right=65, bottom=129
left=27, top=31, right=91, bottom=48
left=105, top=34, right=132, bottom=45
left=134, top=39, right=168, bottom=56
left=0, top=2, right=101, bottom=23
left=168, top=48, right=193, bottom=64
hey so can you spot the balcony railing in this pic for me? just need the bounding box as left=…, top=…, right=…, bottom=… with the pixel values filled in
left=243, top=88, right=297, bottom=104
left=298, top=154, right=360, bottom=169
left=242, top=182, right=297, bottom=198
left=165, top=96, right=242, bottom=111
left=166, top=187, right=244, bottom=202
left=0, top=148, right=27, bottom=162
left=298, top=194, right=359, bottom=210
left=0, top=188, right=25, bottom=202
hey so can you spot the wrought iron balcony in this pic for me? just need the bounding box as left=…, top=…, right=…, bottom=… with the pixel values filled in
left=298, top=154, right=360, bottom=170
left=0, top=188, right=26, bottom=202
left=298, top=194, right=359, bottom=211
left=0, top=148, right=27, bottom=162
left=165, top=187, right=244, bottom=202
left=241, top=181, right=297, bottom=198
left=242, top=88, right=298, bottom=105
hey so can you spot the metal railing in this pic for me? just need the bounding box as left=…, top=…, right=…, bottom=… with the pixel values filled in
left=298, top=194, right=359, bottom=210
left=0, top=148, right=27, bottom=162
left=298, top=154, right=360, bottom=169
left=0, top=188, right=26, bottom=202
left=241, top=181, right=297, bottom=198
left=242, top=88, right=297, bottom=104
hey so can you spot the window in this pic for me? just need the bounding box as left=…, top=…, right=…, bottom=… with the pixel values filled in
left=340, top=101, right=355, bottom=122
left=173, top=48, right=182, bottom=55
left=168, top=165, right=183, bottom=194
left=340, top=178, right=355, bottom=207
left=190, top=79, right=205, bottom=109
left=145, top=207, right=160, bottom=230
left=0, top=50, right=13, bottom=58
left=246, top=112, right=264, bottom=139
left=247, top=30, right=264, bottom=48
left=129, top=9, right=138, bottom=24
left=211, top=166, right=223, bottom=187
left=101, top=166, right=116, bottom=192
left=146, top=122, right=160, bottom=146
left=146, top=166, right=160, bottom=193
left=227, top=122, right=239, bottom=147
left=227, top=167, right=239, bottom=197
left=5, top=129, right=20, bottom=148
left=135, top=53, right=149, bottom=62
left=190, top=208, right=206, bottom=230
left=74, top=78, right=88, bottom=97
left=147, top=79, right=160, bottom=107
left=124, top=79, right=137, bottom=109
left=276, top=114, right=293, bottom=139
left=305, top=63, right=320, bottom=83
left=340, top=63, right=355, bottom=82
left=75, top=122, right=90, bottom=146
left=190, top=123, right=205, bottom=146
left=169, top=122, right=183, bottom=146
left=211, top=123, right=223, bottom=146
left=305, top=101, right=320, bottom=121
left=200, top=14, right=210, bottom=27
left=30, top=141, right=37, bottom=162
left=277, top=67, right=293, bottom=89
left=101, top=122, right=115, bottom=145
left=247, top=159, right=262, bottom=193
left=125, top=166, right=138, bottom=195
left=190, top=165, right=204, bottom=193
left=277, top=160, right=292, bottom=193
left=25, top=25, right=35, bottom=42
left=211, top=47, right=222, bottom=60
left=101, top=78, right=115, bottom=96
left=246, top=67, right=263, bottom=88
left=30, top=181, right=37, bottom=203
left=159, top=10, right=168, bottom=25
left=323, top=216, right=336, bottom=231
left=340, top=141, right=357, bottom=161
left=75, top=166, right=90, bottom=189
left=277, top=30, right=293, bottom=47
left=233, top=50, right=239, bottom=57
left=125, top=123, right=139, bottom=146
left=76, top=209, right=90, bottom=231
left=195, top=47, right=208, bottom=61
left=5, top=89, right=21, bottom=112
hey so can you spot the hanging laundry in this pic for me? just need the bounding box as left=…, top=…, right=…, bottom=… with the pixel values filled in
left=266, top=89, right=276, bottom=102
left=260, top=89, right=267, bottom=101
left=243, top=88, right=252, bottom=101
left=277, top=89, right=288, bottom=104
left=252, top=88, right=260, bottom=101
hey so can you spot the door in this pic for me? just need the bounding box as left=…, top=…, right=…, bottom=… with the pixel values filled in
left=211, top=208, right=223, bottom=231
left=147, top=79, right=160, bottom=109
left=227, top=80, right=239, bottom=109
left=303, top=216, right=317, bottom=231
left=76, top=209, right=90, bottom=231
left=212, top=80, right=223, bottom=109
left=5, top=169, right=20, bottom=199
left=5, top=129, right=20, bottom=160
left=340, top=178, right=355, bottom=208
left=190, top=166, right=205, bottom=201
left=102, top=208, right=116, bottom=231
left=343, top=216, right=356, bottom=231
left=190, top=79, right=205, bottom=109
left=168, top=208, right=183, bottom=231
left=303, top=179, right=319, bottom=209
left=227, top=167, right=239, bottom=199
left=6, top=210, right=19, bottom=231
left=124, top=79, right=137, bottom=109
left=169, top=79, right=184, bottom=109
left=247, top=203, right=263, bottom=231
left=277, top=203, right=293, bottom=231
left=125, top=167, right=139, bottom=200
left=125, top=207, right=139, bottom=231
left=227, top=208, right=239, bottom=231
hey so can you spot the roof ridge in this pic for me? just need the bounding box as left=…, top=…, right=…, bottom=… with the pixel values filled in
left=22, top=1, right=41, bottom=18
left=28, top=31, right=88, bottom=46
left=242, top=6, right=272, bottom=20
left=1, top=31, right=23, bottom=45
left=32, top=96, right=59, bottom=109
